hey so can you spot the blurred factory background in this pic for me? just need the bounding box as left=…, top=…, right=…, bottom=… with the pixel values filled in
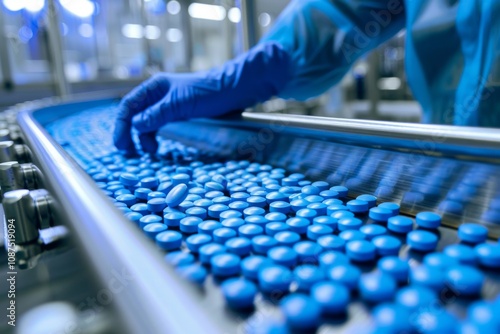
left=0, top=0, right=420, bottom=121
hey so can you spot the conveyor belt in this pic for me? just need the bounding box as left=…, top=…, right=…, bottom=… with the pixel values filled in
left=5, top=96, right=500, bottom=333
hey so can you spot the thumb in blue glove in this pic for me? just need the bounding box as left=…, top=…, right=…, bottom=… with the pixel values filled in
left=113, top=42, right=291, bottom=154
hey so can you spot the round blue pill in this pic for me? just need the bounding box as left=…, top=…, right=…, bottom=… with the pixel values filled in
left=323, top=198, right=343, bottom=206
left=204, top=190, right=224, bottom=200
left=372, top=235, right=401, bottom=256
left=119, top=173, right=139, bottom=186
left=221, top=278, right=257, bottom=309
left=219, top=210, right=242, bottom=220
left=377, top=256, right=409, bottom=283
left=346, top=240, right=376, bottom=262
left=239, top=224, right=264, bottom=239
left=372, top=303, right=411, bottom=333
left=185, top=206, right=207, bottom=219
left=312, top=181, right=329, bottom=191
left=357, top=194, right=377, bottom=208
left=225, top=237, right=252, bottom=256
left=359, top=224, right=387, bottom=240
left=286, top=217, right=310, bottom=234
left=290, top=199, right=309, bottom=212
left=327, top=204, right=348, bottom=215
left=307, top=224, right=333, bottom=240
left=244, top=215, right=268, bottom=227
left=139, top=214, right=162, bottom=228
left=458, top=223, right=488, bottom=244
left=140, top=177, right=159, bottom=189
left=176, top=264, right=207, bottom=284
left=410, top=264, right=445, bottom=292
left=143, top=223, right=167, bottom=239
left=319, top=190, right=339, bottom=200
left=251, top=235, right=278, bottom=254
left=423, top=252, right=459, bottom=270
left=293, top=265, right=325, bottom=291
left=317, top=235, right=345, bottom=251
left=326, top=264, right=361, bottom=291
left=186, top=233, right=212, bottom=253
left=197, top=220, right=222, bottom=235
left=311, top=281, right=349, bottom=315
left=312, top=216, right=337, bottom=231
left=358, top=272, right=396, bottom=303
left=258, top=265, right=292, bottom=294
left=116, top=194, right=137, bottom=207
left=369, top=207, right=392, bottom=222
left=213, top=227, right=237, bottom=244
left=387, top=216, right=414, bottom=234
left=193, top=198, right=213, bottom=209
left=265, top=191, right=288, bottom=204
left=178, top=200, right=194, bottom=212
left=330, top=186, right=348, bottom=197
left=378, top=202, right=400, bottom=215
left=147, top=198, right=167, bottom=212
left=412, top=309, right=458, bottom=334
left=229, top=201, right=249, bottom=212
left=246, top=196, right=267, bottom=208
left=156, top=231, right=182, bottom=250
left=199, top=243, right=226, bottom=264
left=207, top=204, right=229, bottom=218
left=179, top=216, right=203, bottom=234
left=416, top=212, right=442, bottom=229
left=296, top=208, right=318, bottom=222
left=268, top=246, right=298, bottom=268
left=269, top=201, right=291, bottom=214
left=243, top=206, right=265, bottom=217
left=302, top=185, right=320, bottom=195
left=474, top=243, right=500, bottom=268
left=148, top=191, right=167, bottom=200
left=330, top=210, right=354, bottom=220
left=265, top=213, right=288, bottom=224
left=293, top=241, right=323, bottom=264
left=211, top=253, right=240, bottom=277
left=165, top=184, right=188, bottom=207
left=274, top=231, right=300, bottom=247
left=265, top=222, right=289, bottom=236
left=339, top=230, right=366, bottom=242
left=319, top=250, right=349, bottom=268
left=221, top=217, right=245, bottom=231
left=347, top=199, right=369, bottom=213
left=163, top=212, right=186, bottom=227
left=304, top=195, right=324, bottom=204
left=124, top=212, right=143, bottom=226
left=165, top=251, right=195, bottom=267
left=279, top=294, right=321, bottom=330
left=446, top=265, right=484, bottom=296
left=338, top=217, right=363, bottom=231
left=395, top=285, right=435, bottom=310
left=443, top=244, right=477, bottom=265
left=407, top=230, right=438, bottom=252
left=239, top=251, right=273, bottom=279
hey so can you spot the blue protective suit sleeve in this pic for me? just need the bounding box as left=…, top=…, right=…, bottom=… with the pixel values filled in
left=260, top=0, right=406, bottom=100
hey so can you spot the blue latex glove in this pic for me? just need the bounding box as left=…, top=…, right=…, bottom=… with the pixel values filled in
left=114, top=42, right=291, bottom=154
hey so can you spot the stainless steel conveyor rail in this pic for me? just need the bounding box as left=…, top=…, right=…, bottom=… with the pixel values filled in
left=16, top=100, right=228, bottom=334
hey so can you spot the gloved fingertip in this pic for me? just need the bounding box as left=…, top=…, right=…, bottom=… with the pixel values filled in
left=138, top=132, right=159, bottom=155
left=113, top=119, right=137, bottom=154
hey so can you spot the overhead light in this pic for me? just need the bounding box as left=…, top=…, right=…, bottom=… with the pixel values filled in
left=144, top=25, right=161, bottom=40
left=59, top=0, right=95, bottom=18
left=3, top=0, right=26, bottom=11
left=167, top=0, right=180, bottom=15
left=25, top=0, right=45, bottom=12
left=188, top=3, right=225, bottom=21
left=166, top=28, right=182, bottom=42
left=227, top=7, right=240, bottom=23
left=258, top=13, right=271, bottom=27
left=78, top=23, right=94, bottom=38
left=122, top=24, right=143, bottom=39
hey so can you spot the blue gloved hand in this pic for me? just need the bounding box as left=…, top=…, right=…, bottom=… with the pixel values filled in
left=113, top=42, right=291, bottom=154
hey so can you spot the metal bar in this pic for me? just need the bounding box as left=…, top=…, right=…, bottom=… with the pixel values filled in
left=242, top=112, right=500, bottom=159
left=239, top=0, right=258, bottom=51
left=16, top=103, right=226, bottom=334
left=45, top=0, right=70, bottom=97
left=180, top=0, right=193, bottom=70
left=0, top=7, right=14, bottom=91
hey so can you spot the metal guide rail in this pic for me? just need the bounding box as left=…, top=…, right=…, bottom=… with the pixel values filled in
left=1, top=95, right=500, bottom=333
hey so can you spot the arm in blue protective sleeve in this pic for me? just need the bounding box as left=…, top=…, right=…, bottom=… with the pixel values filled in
left=113, top=42, right=291, bottom=153
left=261, top=0, right=406, bottom=100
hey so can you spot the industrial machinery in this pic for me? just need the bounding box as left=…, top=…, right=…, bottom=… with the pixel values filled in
left=1, top=94, right=499, bottom=333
